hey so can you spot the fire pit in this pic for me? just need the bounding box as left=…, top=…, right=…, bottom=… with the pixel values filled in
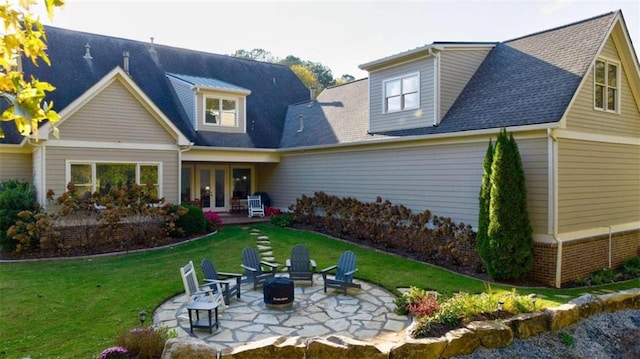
left=263, top=277, right=294, bottom=309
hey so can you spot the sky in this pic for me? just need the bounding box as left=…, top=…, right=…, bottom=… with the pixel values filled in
left=35, top=0, right=640, bottom=80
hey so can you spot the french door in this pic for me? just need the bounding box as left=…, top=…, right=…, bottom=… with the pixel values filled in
left=196, top=166, right=228, bottom=212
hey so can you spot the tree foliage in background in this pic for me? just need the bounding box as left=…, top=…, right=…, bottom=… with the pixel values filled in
left=230, top=48, right=354, bottom=92
left=484, top=128, right=534, bottom=280
left=476, top=139, right=493, bottom=266
left=0, top=0, right=64, bottom=140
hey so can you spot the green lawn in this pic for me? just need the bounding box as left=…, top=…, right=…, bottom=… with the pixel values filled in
left=1, top=223, right=638, bottom=358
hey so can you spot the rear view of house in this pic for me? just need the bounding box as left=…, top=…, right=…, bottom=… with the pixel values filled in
left=1, top=11, right=638, bottom=287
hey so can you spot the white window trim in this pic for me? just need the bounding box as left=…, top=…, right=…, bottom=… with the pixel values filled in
left=202, top=95, right=239, bottom=127
left=382, top=72, right=421, bottom=114
left=593, top=57, right=620, bottom=114
left=66, top=160, right=163, bottom=197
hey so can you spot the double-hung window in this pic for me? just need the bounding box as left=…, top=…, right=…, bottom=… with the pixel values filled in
left=594, top=59, right=619, bottom=112
left=384, top=73, right=420, bottom=113
left=68, top=162, right=160, bottom=197
left=204, top=96, right=237, bottom=126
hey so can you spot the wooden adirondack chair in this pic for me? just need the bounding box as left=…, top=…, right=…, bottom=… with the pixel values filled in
left=240, top=247, right=278, bottom=290
left=180, top=261, right=225, bottom=310
left=320, top=250, right=362, bottom=294
left=247, top=195, right=265, bottom=218
left=286, top=244, right=316, bottom=284
left=201, top=258, right=242, bottom=305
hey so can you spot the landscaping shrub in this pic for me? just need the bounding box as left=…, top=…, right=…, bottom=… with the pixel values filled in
left=476, top=139, right=493, bottom=269
left=0, top=179, right=37, bottom=252
left=485, top=128, right=534, bottom=280
left=175, top=204, right=206, bottom=236
left=290, top=192, right=480, bottom=269
left=114, top=326, right=176, bottom=359
left=270, top=212, right=293, bottom=227
left=203, top=211, right=223, bottom=233
left=621, top=257, right=640, bottom=276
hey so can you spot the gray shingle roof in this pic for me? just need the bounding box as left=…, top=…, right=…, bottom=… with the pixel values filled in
left=166, top=73, right=251, bottom=94
left=2, top=26, right=309, bottom=147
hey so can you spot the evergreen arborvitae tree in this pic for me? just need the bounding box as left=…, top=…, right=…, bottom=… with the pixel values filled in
left=486, top=129, right=534, bottom=280
left=477, top=139, right=493, bottom=267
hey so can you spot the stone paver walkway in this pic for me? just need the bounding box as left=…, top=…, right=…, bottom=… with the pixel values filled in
left=154, top=275, right=410, bottom=351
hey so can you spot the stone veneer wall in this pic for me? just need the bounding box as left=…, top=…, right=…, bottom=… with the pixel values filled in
left=531, top=230, right=639, bottom=287
left=160, top=289, right=640, bottom=359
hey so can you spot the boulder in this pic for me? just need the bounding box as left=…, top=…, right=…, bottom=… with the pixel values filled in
left=569, top=294, right=603, bottom=318
left=161, top=337, right=218, bottom=359
left=546, top=303, right=579, bottom=331
left=503, top=312, right=548, bottom=339
left=219, top=336, right=305, bottom=359
left=598, top=289, right=640, bottom=312
left=389, top=336, right=447, bottom=359
left=441, top=328, right=480, bottom=358
left=306, top=335, right=387, bottom=359
left=466, top=320, right=513, bottom=348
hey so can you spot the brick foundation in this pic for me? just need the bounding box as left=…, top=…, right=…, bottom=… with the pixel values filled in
left=531, top=229, right=640, bottom=287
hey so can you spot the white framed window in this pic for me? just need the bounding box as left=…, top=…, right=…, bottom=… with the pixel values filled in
left=594, top=59, right=619, bottom=113
left=383, top=73, right=420, bottom=113
left=204, top=96, right=237, bottom=126
left=67, top=161, right=161, bottom=197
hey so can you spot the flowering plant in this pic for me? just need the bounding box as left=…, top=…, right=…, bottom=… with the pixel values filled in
left=203, top=211, right=222, bottom=232
left=265, top=207, right=281, bottom=216
left=98, top=346, right=129, bottom=359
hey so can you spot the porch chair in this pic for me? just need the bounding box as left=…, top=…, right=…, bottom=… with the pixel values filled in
left=286, top=244, right=316, bottom=284
left=247, top=195, right=265, bottom=218
left=320, top=250, right=362, bottom=295
left=241, top=247, right=278, bottom=290
left=180, top=261, right=225, bottom=311
left=201, top=258, right=242, bottom=305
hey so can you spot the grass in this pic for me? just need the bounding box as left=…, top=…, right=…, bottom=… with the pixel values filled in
left=1, top=223, right=638, bottom=358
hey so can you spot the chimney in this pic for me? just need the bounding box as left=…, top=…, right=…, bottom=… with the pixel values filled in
left=83, top=43, right=92, bottom=59
left=123, top=51, right=130, bottom=76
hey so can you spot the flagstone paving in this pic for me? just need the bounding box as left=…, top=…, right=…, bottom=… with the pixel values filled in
left=154, top=275, right=410, bottom=351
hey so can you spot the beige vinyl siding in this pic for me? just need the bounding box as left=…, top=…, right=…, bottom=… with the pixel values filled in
left=262, top=137, right=549, bottom=233
left=45, top=147, right=180, bottom=204
left=439, top=48, right=491, bottom=119
left=59, top=80, right=177, bottom=144
left=168, top=75, right=196, bottom=128
left=196, top=91, right=246, bottom=134
left=369, top=57, right=435, bottom=132
left=557, top=139, right=640, bottom=233
left=0, top=152, right=32, bottom=182
left=565, top=36, right=640, bottom=137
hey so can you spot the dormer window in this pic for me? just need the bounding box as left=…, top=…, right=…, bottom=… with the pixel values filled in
left=384, top=73, right=420, bottom=113
left=594, top=59, right=619, bottom=113
left=205, top=96, right=237, bottom=126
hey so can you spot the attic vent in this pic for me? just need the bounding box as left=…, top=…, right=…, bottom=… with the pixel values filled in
left=83, top=43, right=92, bottom=59
left=297, top=114, right=304, bottom=133
left=123, top=51, right=130, bottom=76
left=150, top=37, right=154, bottom=44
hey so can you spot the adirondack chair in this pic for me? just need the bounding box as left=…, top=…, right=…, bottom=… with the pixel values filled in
left=247, top=195, right=265, bottom=218
left=201, top=258, right=242, bottom=305
left=320, top=250, right=362, bottom=294
left=180, top=261, right=225, bottom=310
left=286, top=244, right=316, bottom=284
left=241, top=247, right=278, bottom=290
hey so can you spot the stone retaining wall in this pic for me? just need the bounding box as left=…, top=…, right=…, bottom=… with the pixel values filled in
left=161, top=288, right=640, bottom=359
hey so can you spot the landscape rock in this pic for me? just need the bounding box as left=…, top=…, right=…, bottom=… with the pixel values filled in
left=569, top=293, right=603, bottom=318
left=219, top=336, right=305, bottom=359
left=597, top=289, right=640, bottom=311
left=503, top=312, right=548, bottom=339
left=545, top=303, right=579, bottom=331
left=389, top=336, right=447, bottom=359
left=466, top=320, right=513, bottom=348
left=305, top=335, right=387, bottom=359
left=441, top=328, right=480, bottom=358
left=161, top=337, right=218, bottom=359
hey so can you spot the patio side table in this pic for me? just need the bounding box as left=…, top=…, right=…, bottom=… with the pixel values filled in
left=186, top=301, right=219, bottom=334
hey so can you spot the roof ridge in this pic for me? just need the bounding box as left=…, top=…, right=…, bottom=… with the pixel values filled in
left=504, top=10, right=618, bottom=44
left=43, top=25, right=293, bottom=70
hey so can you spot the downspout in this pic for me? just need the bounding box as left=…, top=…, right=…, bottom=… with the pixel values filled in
left=548, top=128, right=562, bottom=288
left=27, top=139, right=46, bottom=209
left=603, top=225, right=612, bottom=268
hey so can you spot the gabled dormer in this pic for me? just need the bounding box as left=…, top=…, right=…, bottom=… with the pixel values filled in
left=359, top=43, right=494, bottom=133
left=166, top=73, right=251, bottom=133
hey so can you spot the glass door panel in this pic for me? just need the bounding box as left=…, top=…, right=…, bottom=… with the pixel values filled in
left=197, top=166, right=228, bottom=212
